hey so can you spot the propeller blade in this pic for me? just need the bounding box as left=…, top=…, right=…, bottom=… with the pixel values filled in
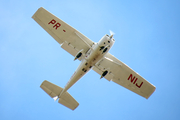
left=110, top=30, right=115, bottom=36
left=109, top=30, right=115, bottom=39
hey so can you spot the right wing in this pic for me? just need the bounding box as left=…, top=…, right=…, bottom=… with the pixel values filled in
left=32, top=7, right=94, bottom=58
left=93, top=53, right=156, bottom=99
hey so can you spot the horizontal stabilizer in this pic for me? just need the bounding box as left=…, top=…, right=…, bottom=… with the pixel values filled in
left=40, top=80, right=79, bottom=110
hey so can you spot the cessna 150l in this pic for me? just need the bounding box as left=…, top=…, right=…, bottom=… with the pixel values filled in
left=32, top=7, right=156, bottom=110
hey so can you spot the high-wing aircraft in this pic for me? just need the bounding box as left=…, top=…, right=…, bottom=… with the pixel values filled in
left=32, top=7, right=156, bottom=110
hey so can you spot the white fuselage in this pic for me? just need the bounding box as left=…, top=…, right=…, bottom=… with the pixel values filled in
left=59, top=34, right=115, bottom=97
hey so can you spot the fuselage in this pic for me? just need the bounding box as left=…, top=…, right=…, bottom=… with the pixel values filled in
left=59, top=34, right=115, bottom=97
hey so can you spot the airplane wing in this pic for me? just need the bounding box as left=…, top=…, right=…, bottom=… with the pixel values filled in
left=32, top=7, right=94, bottom=58
left=93, top=53, right=156, bottom=99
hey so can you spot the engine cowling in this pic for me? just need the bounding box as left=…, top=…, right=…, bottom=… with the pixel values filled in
left=74, top=49, right=83, bottom=61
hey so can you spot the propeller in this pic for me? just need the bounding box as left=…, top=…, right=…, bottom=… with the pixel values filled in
left=109, top=30, right=115, bottom=39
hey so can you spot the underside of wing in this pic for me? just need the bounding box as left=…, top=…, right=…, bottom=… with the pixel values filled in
left=93, top=53, right=156, bottom=99
left=32, top=7, right=94, bottom=58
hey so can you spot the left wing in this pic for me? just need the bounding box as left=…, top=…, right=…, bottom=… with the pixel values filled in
left=93, top=53, right=156, bottom=99
left=32, top=7, right=94, bottom=58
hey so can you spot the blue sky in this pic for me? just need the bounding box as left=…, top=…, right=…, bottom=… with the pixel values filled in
left=0, top=0, right=180, bottom=120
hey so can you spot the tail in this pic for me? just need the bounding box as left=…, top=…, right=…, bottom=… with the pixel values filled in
left=40, top=80, right=79, bottom=110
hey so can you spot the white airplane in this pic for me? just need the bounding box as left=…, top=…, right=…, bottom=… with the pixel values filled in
left=32, top=7, right=156, bottom=110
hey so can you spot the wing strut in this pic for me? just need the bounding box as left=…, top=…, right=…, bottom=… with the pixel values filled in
left=104, top=57, right=122, bottom=66
left=75, top=32, right=94, bottom=50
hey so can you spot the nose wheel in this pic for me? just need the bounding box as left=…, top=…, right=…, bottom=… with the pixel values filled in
left=100, top=46, right=104, bottom=51
left=102, top=47, right=108, bottom=54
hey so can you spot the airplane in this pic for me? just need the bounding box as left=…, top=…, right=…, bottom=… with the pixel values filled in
left=32, top=7, right=156, bottom=110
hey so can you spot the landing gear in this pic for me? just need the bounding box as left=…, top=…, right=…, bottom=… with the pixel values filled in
left=100, top=46, right=104, bottom=51
left=102, top=47, right=108, bottom=54
left=74, top=49, right=83, bottom=61
left=100, top=70, right=108, bottom=79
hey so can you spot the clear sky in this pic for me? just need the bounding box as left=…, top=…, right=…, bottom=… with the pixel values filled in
left=0, top=0, right=180, bottom=120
